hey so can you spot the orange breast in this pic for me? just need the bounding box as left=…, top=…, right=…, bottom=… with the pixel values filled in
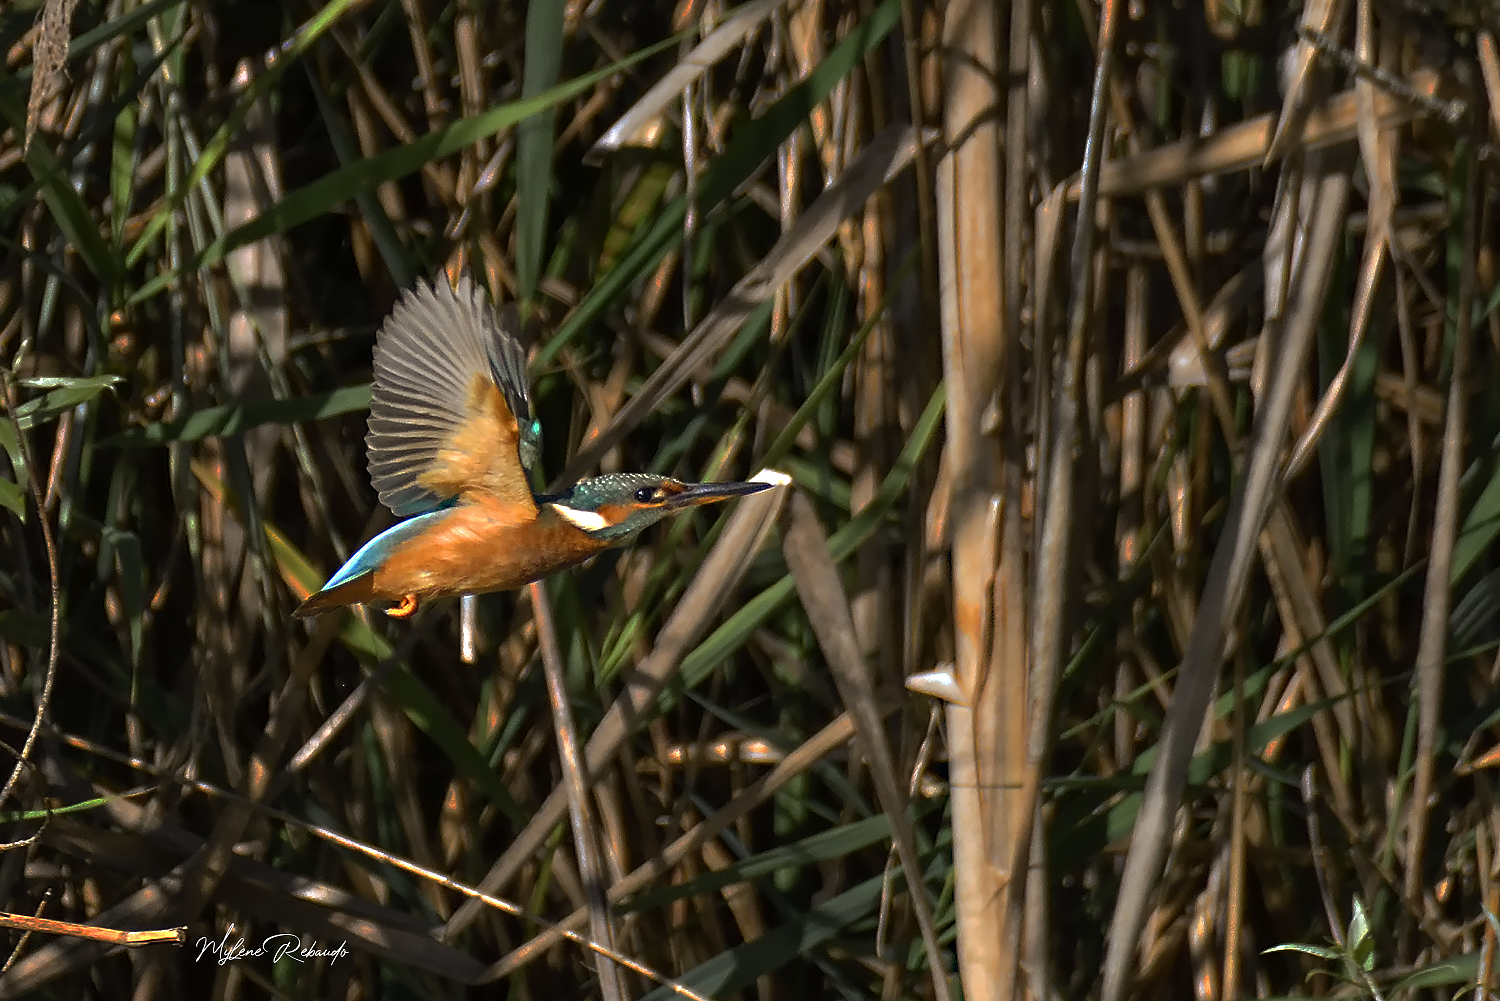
left=370, top=501, right=606, bottom=601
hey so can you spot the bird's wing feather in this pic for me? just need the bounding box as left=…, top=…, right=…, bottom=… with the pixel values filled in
left=366, top=274, right=539, bottom=517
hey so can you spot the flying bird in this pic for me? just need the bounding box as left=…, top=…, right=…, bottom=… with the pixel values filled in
left=294, top=274, right=770, bottom=618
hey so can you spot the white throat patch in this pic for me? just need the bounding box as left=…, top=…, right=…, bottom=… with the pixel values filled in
left=548, top=503, right=609, bottom=532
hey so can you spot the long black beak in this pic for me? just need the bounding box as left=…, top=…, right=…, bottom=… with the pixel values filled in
left=663, top=479, right=774, bottom=510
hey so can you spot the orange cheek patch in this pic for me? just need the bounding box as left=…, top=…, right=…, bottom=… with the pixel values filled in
left=596, top=504, right=631, bottom=526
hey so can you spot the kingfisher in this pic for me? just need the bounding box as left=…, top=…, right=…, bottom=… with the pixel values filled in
left=294, top=273, right=770, bottom=618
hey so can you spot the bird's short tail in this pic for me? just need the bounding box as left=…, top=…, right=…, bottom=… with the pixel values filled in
left=293, top=572, right=377, bottom=617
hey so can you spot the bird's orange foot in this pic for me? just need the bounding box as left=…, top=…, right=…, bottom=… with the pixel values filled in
left=385, top=594, right=420, bottom=618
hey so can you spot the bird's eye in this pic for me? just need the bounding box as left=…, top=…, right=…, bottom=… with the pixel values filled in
left=634, top=487, right=657, bottom=503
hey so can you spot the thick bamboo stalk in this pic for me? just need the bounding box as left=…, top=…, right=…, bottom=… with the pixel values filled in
left=936, top=1, right=1014, bottom=997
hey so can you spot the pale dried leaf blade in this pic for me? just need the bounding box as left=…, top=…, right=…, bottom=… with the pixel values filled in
left=1265, top=0, right=1347, bottom=164
left=1350, top=0, right=1396, bottom=238
left=1032, top=183, right=1070, bottom=355
left=906, top=665, right=967, bottom=705
left=587, top=0, right=785, bottom=161
left=1165, top=267, right=1262, bottom=387
left=1091, top=70, right=1436, bottom=199
left=1283, top=228, right=1386, bottom=479
left=25, top=0, right=81, bottom=156
left=781, top=491, right=953, bottom=1001
left=530, top=582, right=624, bottom=1001
left=1477, top=32, right=1500, bottom=143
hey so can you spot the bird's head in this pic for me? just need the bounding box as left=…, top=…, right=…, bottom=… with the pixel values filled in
left=540, top=472, right=770, bottom=543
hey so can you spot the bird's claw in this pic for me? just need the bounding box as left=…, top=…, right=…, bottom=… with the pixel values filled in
left=386, top=594, right=420, bottom=618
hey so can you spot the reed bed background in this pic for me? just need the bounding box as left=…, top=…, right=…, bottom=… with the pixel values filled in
left=1, top=0, right=1498, bottom=998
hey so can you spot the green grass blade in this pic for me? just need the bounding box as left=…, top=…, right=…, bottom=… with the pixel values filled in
left=516, top=0, right=565, bottom=305
left=105, top=385, right=373, bottom=447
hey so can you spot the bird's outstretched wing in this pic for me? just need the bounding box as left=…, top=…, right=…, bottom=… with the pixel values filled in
left=365, top=274, right=540, bottom=517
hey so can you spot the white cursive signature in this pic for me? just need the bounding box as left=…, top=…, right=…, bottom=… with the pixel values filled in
left=194, top=925, right=350, bottom=966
